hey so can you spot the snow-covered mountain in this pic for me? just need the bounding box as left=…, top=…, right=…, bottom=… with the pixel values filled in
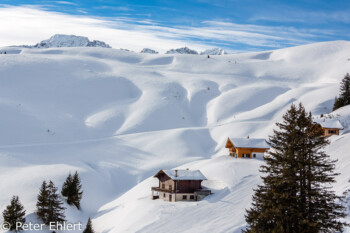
left=0, top=41, right=350, bottom=233
left=200, top=48, right=227, bottom=55
left=140, top=48, right=159, bottom=54
left=166, top=46, right=198, bottom=54
left=31, top=34, right=111, bottom=48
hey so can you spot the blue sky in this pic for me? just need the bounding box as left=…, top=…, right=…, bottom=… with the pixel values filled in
left=1, top=0, right=350, bottom=52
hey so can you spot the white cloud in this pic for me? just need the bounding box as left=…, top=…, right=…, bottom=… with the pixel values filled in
left=55, top=1, right=78, bottom=6
left=0, top=5, right=338, bottom=53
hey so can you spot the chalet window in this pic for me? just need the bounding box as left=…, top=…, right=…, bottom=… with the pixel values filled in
left=328, top=130, right=336, bottom=134
left=242, top=154, right=245, bottom=158
left=169, top=185, right=172, bottom=190
left=163, top=193, right=165, bottom=197
left=190, top=195, right=195, bottom=199
left=247, top=154, right=251, bottom=158
left=183, top=195, right=187, bottom=200
left=253, top=154, right=256, bottom=158
left=162, top=184, right=165, bottom=189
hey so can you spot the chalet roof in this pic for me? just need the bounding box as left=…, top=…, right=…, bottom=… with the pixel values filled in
left=229, top=137, right=270, bottom=149
left=313, top=118, right=344, bottom=129
left=154, top=169, right=207, bottom=181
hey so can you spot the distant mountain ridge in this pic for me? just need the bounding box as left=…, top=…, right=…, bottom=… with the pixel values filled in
left=140, top=48, right=159, bottom=54
left=31, top=34, right=111, bottom=48
left=9, top=34, right=229, bottom=54
left=166, top=47, right=199, bottom=55
left=200, top=48, right=227, bottom=55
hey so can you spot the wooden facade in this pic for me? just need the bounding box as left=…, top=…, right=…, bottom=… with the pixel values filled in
left=313, top=119, right=343, bottom=137
left=321, top=128, right=341, bottom=137
left=225, top=138, right=269, bottom=158
left=151, top=170, right=210, bottom=202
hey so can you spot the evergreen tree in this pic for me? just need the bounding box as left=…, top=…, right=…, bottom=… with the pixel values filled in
left=61, top=173, right=72, bottom=198
left=83, top=218, right=95, bottom=233
left=36, top=181, right=49, bottom=224
left=2, top=196, right=26, bottom=232
left=61, top=171, right=83, bottom=209
left=333, top=97, right=345, bottom=111
left=71, top=171, right=83, bottom=209
left=333, top=73, right=350, bottom=111
left=36, top=180, right=65, bottom=225
left=47, top=181, right=65, bottom=224
left=340, top=73, right=350, bottom=105
left=244, top=103, right=347, bottom=233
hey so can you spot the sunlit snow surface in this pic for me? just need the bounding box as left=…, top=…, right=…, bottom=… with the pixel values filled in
left=0, top=41, right=350, bottom=232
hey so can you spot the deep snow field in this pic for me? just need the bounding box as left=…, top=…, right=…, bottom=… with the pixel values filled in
left=1, top=41, right=350, bottom=233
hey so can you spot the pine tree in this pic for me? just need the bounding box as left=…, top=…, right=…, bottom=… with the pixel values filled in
left=333, top=73, right=350, bottom=111
left=2, top=196, right=26, bottom=232
left=83, top=218, right=95, bottom=233
left=61, top=173, right=72, bottom=198
left=333, top=96, right=345, bottom=111
left=244, top=103, right=347, bottom=233
left=46, top=180, right=65, bottom=224
left=61, top=171, right=83, bottom=209
left=71, top=171, right=83, bottom=209
left=36, top=180, right=65, bottom=225
left=36, top=181, right=49, bottom=224
left=340, top=73, right=350, bottom=105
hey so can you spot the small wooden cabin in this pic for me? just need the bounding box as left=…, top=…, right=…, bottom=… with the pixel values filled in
left=151, top=169, right=210, bottom=202
left=225, top=137, right=269, bottom=158
left=313, top=118, right=343, bottom=137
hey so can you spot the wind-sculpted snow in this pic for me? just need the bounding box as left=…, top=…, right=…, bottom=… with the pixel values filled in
left=0, top=41, right=350, bottom=233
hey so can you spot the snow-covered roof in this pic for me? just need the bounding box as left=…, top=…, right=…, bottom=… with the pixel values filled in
left=229, top=137, right=270, bottom=149
left=155, top=169, right=207, bottom=181
left=313, top=118, right=343, bottom=129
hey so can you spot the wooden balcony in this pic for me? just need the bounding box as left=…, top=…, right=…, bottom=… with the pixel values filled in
left=151, top=187, right=178, bottom=193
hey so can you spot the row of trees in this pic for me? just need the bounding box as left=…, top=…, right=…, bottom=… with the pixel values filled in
left=244, top=103, right=348, bottom=233
left=2, top=171, right=93, bottom=232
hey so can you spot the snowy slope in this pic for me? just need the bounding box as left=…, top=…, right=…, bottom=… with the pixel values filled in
left=0, top=41, right=350, bottom=233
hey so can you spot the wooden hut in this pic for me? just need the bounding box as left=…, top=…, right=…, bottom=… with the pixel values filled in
left=225, top=137, right=269, bottom=158
left=151, top=169, right=210, bottom=202
left=313, top=118, right=343, bottom=136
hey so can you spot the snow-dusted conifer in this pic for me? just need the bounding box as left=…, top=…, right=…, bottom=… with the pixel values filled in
left=83, top=218, right=95, bottom=233
left=244, top=103, right=347, bottom=233
left=37, top=180, right=65, bottom=225
left=36, top=181, right=49, bottom=224
left=61, top=171, right=83, bottom=209
left=2, top=196, right=26, bottom=232
left=61, top=173, right=73, bottom=198
left=333, top=73, right=350, bottom=111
